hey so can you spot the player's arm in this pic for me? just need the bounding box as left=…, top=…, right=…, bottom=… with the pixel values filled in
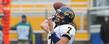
left=40, top=18, right=53, bottom=33
left=40, top=19, right=49, bottom=33
left=29, top=24, right=33, bottom=40
left=56, top=37, right=69, bottom=44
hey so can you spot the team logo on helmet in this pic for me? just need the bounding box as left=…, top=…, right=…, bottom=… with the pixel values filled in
left=64, top=11, right=69, bottom=16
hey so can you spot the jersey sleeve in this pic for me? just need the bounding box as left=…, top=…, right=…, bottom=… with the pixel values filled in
left=61, top=25, right=76, bottom=40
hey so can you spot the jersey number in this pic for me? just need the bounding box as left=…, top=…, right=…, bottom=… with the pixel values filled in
left=67, top=27, right=72, bottom=34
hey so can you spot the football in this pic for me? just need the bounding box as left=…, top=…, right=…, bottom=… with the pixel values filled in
left=53, top=2, right=66, bottom=10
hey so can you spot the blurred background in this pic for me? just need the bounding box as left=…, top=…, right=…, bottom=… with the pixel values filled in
left=0, top=0, right=109, bottom=44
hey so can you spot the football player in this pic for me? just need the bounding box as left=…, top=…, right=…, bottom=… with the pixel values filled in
left=41, top=6, right=76, bottom=44
left=41, top=2, right=76, bottom=44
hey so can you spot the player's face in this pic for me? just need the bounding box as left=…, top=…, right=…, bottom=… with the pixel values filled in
left=55, top=13, right=64, bottom=22
left=21, top=18, right=27, bottom=23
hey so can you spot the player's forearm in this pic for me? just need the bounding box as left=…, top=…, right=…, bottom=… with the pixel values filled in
left=56, top=37, right=69, bottom=44
left=56, top=41, right=68, bottom=44
left=41, top=17, right=54, bottom=33
left=40, top=20, right=50, bottom=33
left=47, top=18, right=54, bottom=32
left=40, top=25, right=49, bottom=33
